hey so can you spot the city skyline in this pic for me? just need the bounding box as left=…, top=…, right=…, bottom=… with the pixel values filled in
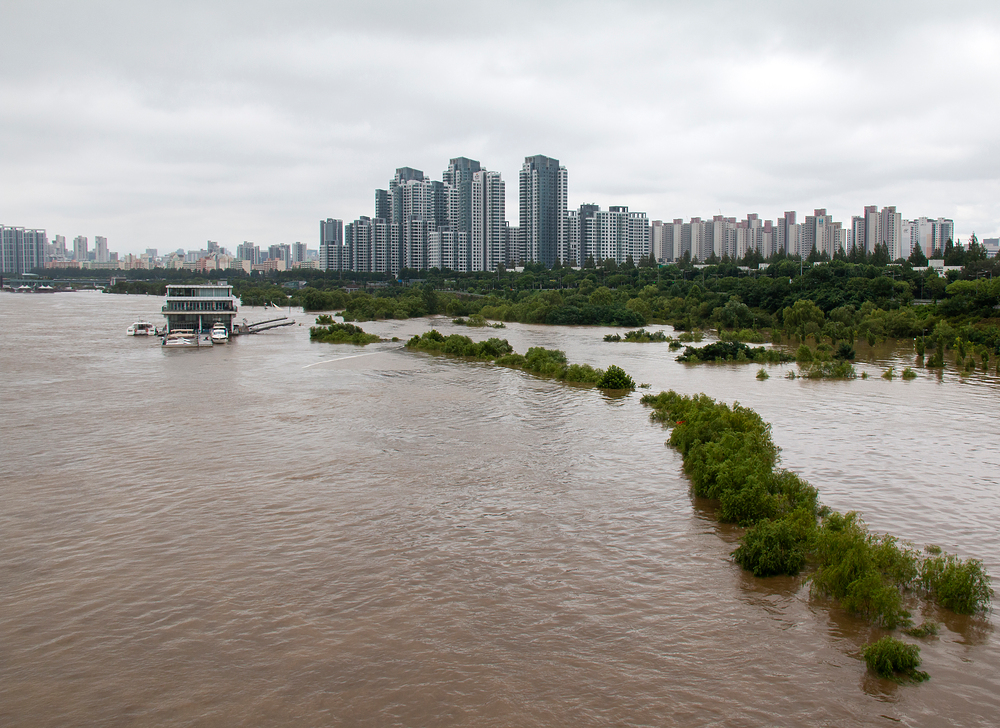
left=2, top=1, right=998, bottom=255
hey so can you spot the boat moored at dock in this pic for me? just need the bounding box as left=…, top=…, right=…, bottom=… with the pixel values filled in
left=127, top=320, right=158, bottom=336
left=162, top=329, right=213, bottom=348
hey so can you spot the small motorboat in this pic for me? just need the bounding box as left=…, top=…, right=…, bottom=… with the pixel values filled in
left=127, top=321, right=158, bottom=336
left=162, top=329, right=213, bottom=348
left=210, top=323, right=229, bottom=343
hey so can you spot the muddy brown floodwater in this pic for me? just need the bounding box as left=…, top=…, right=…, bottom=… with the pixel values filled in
left=2, top=291, right=998, bottom=726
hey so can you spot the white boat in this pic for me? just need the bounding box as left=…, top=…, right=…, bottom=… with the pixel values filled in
left=127, top=320, right=158, bottom=336
left=162, top=329, right=213, bottom=348
left=210, top=323, right=229, bottom=343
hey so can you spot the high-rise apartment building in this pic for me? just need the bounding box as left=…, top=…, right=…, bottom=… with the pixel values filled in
left=443, top=157, right=481, bottom=240
left=572, top=203, right=600, bottom=265
left=776, top=211, right=798, bottom=256
left=320, top=219, right=346, bottom=271
left=519, top=155, right=567, bottom=267
left=237, top=242, right=259, bottom=264
left=1, top=226, right=47, bottom=274
left=95, top=236, right=109, bottom=263
left=268, top=244, right=291, bottom=268
left=383, top=167, right=447, bottom=273
left=73, top=235, right=88, bottom=262
left=879, top=206, right=902, bottom=260
left=471, top=170, right=506, bottom=271
left=48, top=234, right=67, bottom=262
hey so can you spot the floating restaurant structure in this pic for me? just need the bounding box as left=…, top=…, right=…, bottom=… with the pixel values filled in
left=162, top=282, right=238, bottom=334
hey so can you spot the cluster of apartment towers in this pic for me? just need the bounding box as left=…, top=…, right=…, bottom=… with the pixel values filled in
left=0, top=229, right=112, bottom=274
left=319, top=154, right=956, bottom=276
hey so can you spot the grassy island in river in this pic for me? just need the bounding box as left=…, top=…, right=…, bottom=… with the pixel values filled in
left=309, top=317, right=382, bottom=345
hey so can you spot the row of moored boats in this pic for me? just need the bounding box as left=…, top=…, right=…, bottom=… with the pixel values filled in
left=127, top=320, right=230, bottom=347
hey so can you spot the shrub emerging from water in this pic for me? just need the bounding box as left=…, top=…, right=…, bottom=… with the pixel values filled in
left=756, top=367, right=769, bottom=380
left=810, top=512, right=918, bottom=629
left=453, top=313, right=505, bottom=328
left=676, top=340, right=791, bottom=364
left=799, top=360, right=858, bottom=379
left=310, top=322, right=382, bottom=345
left=796, top=344, right=814, bottom=362
left=861, top=636, right=928, bottom=682
left=902, top=367, right=917, bottom=380
left=406, top=330, right=513, bottom=359
left=903, top=621, right=940, bottom=638
left=677, top=330, right=704, bottom=342
left=835, top=342, right=856, bottom=360
left=597, top=364, right=635, bottom=390
left=882, top=366, right=895, bottom=380
left=732, top=509, right=816, bottom=576
left=920, top=554, right=994, bottom=614
left=718, top=328, right=766, bottom=344
left=605, top=328, right=670, bottom=343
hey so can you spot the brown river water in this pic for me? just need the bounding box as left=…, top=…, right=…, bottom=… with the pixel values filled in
left=1, top=291, right=998, bottom=727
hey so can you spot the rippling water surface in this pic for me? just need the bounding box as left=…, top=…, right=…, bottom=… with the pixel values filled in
left=1, top=292, right=998, bottom=726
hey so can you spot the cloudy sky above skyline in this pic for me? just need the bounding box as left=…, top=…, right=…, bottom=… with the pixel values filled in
left=2, top=0, right=999, bottom=255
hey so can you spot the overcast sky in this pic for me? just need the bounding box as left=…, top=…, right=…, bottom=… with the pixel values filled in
left=2, top=0, right=999, bottom=255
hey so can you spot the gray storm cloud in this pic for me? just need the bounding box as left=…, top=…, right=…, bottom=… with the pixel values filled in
left=1, top=0, right=998, bottom=253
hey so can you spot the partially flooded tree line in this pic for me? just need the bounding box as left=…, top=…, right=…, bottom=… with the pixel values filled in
left=641, top=390, right=993, bottom=682
left=405, top=330, right=636, bottom=391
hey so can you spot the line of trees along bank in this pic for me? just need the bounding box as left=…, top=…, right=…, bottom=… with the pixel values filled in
left=282, top=261, right=999, bottom=353
left=94, top=253, right=1000, bottom=352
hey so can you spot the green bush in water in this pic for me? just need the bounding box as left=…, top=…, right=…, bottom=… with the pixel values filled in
left=861, top=636, right=928, bottom=681
left=756, top=367, right=769, bottom=380
left=902, top=367, right=917, bottom=380
left=882, top=366, right=895, bottom=380
left=810, top=512, right=917, bottom=629
left=800, top=361, right=858, bottom=379
left=796, top=344, right=814, bottom=362
left=903, top=621, right=940, bottom=638
left=597, top=364, right=635, bottom=390
left=732, top=509, right=816, bottom=576
left=920, top=554, right=994, bottom=614
left=563, top=363, right=603, bottom=383
left=523, top=346, right=568, bottom=377
left=677, top=330, right=704, bottom=342
left=494, top=352, right=527, bottom=368
left=315, top=314, right=335, bottom=325
left=406, top=330, right=514, bottom=359
left=814, top=343, right=834, bottom=362
left=835, top=342, right=856, bottom=360
left=606, top=328, right=670, bottom=343
left=310, top=322, right=382, bottom=345
left=676, top=340, right=791, bottom=363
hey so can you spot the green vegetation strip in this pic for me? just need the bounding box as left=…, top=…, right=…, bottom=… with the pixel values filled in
left=604, top=328, right=671, bottom=343
left=309, top=317, right=382, bottom=345
left=641, top=390, right=993, bottom=680
left=676, top=340, right=793, bottom=363
left=406, top=330, right=635, bottom=390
